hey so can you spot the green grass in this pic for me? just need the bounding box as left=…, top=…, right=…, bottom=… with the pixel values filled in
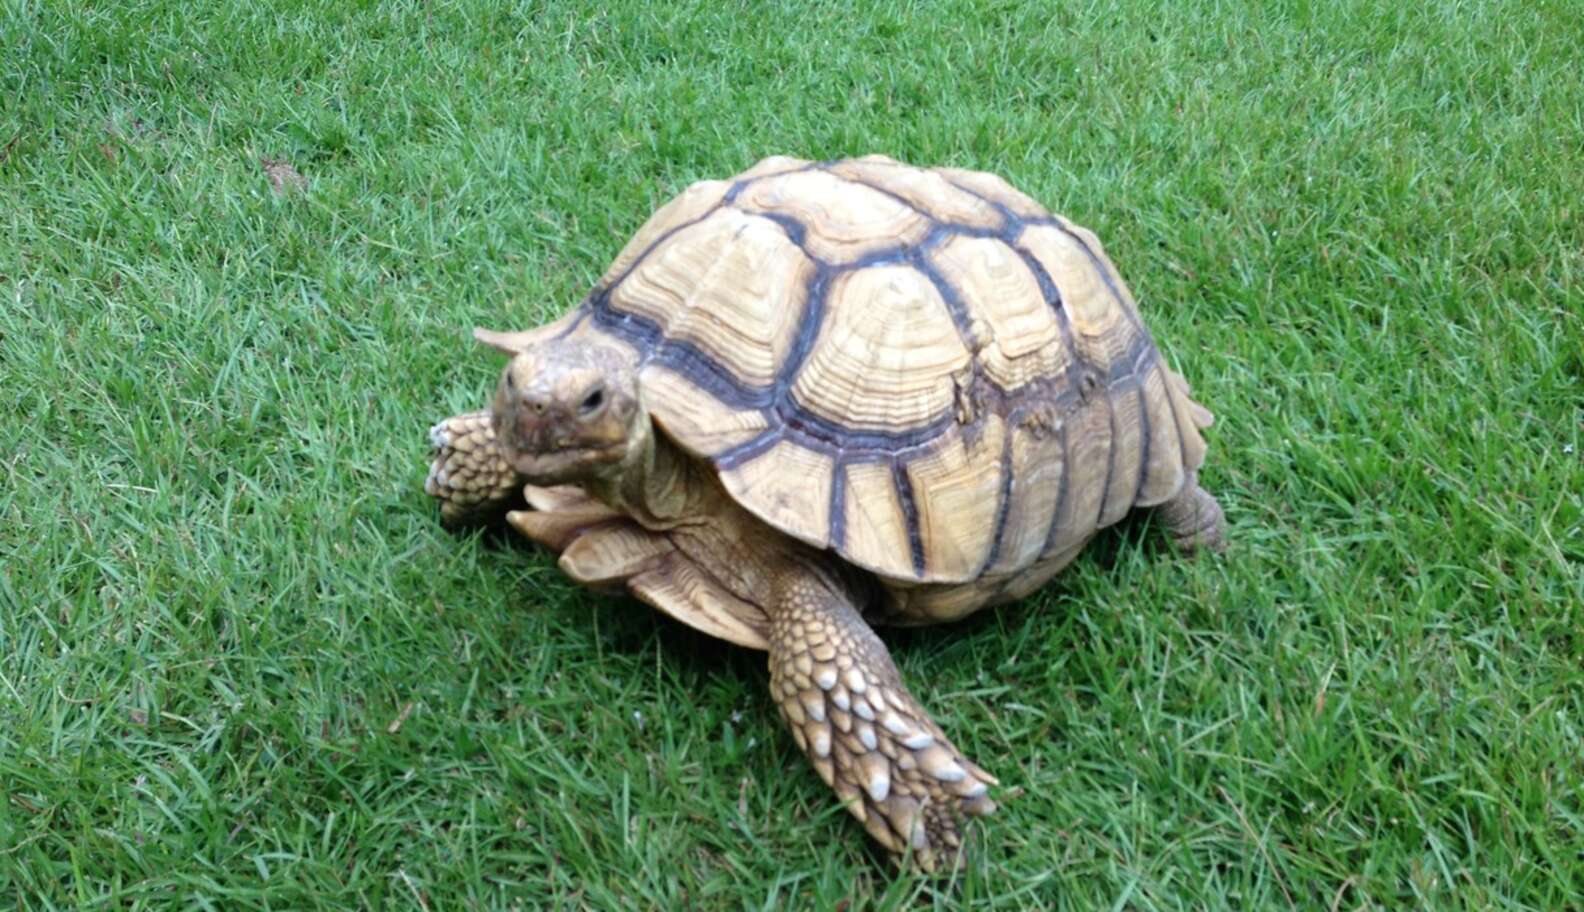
left=3, top=0, right=1581, bottom=907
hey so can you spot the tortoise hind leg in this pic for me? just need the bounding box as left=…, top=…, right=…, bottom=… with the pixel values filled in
left=769, top=567, right=998, bottom=871
left=1155, top=470, right=1226, bottom=554
left=426, top=411, right=523, bottom=527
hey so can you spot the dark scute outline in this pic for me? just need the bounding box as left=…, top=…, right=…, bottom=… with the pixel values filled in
left=748, top=210, right=809, bottom=249
left=1132, top=383, right=1152, bottom=509
left=721, top=159, right=823, bottom=205
left=908, top=233, right=983, bottom=346
left=1095, top=389, right=1120, bottom=528
left=1040, top=419, right=1074, bottom=556
left=978, top=419, right=1017, bottom=574
left=827, top=457, right=849, bottom=551
left=713, top=426, right=784, bottom=471
left=892, top=460, right=926, bottom=578
left=771, top=260, right=829, bottom=399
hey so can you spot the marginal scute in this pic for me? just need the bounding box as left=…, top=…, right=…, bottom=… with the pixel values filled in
left=570, top=315, right=643, bottom=364
left=627, top=553, right=771, bottom=651
left=642, top=365, right=768, bottom=457
left=1100, top=382, right=1145, bottom=527
left=1166, top=366, right=1212, bottom=472
left=558, top=521, right=672, bottom=586
left=523, top=484, right=613, bottom=515
left=1136, top=362, right=1187, bottom=507
left=839, top=460, right=911, bottom=580
left=1000, top=543, right=1087, bottom=602
left=988, top=419, right=1067, bottom=574
left=719, top=439, right=833, bottom=549
left=905, top=415, right=1007, bottom=582
left=791, top=266, right=970, bottom=433
left=896, top=579, right=1001, bottom=624
left=472, top=309, right=583, bottom=356
left=731, top=169, right=932, bottom=263
left=1045, top=393, right=1112, bottom=557
left=507, top=508, right=616, bottom=555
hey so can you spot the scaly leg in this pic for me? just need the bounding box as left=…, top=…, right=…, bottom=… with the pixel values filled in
left=1155, top=470, right=1226, bottom=553
left=769, top=566, right=997, bottom=871
left=425, top=411, right=523, bottom=527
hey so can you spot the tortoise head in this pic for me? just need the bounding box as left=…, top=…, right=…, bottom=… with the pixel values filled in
left=475, top=327, right=647, bottom=485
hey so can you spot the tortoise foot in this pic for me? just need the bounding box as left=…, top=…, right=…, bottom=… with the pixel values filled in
left=1156, top=473, right=1226, bottom=555
left=425, top=411, right=522, bottom=527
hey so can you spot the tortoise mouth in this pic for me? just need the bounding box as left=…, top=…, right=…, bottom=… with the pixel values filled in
left=504, top=440, right=628, bottom=485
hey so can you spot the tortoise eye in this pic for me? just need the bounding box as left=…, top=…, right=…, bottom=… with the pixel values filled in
left=579, top=387, right=605, bottom=415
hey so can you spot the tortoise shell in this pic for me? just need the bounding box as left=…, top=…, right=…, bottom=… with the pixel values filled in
left=533, top=155, right=1212, bottom=586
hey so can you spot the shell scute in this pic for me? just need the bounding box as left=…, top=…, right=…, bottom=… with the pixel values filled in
left=719, top=439, right=834, bottom=550
left=790, top=266, right=970, bottom=435
left=732, top=169, right=933, bottom=263
left=903, top=416, right=1007, bottom=581
left=608, top=207, right=816, bottom=389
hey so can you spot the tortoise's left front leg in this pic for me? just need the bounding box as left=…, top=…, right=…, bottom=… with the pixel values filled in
left=426, top=411, right=523, bottom=527
left=768, top=566, right=998, bottom=871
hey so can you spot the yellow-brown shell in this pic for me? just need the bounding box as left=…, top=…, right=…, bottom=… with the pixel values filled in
left=557, top=155, right=1213, bottom=585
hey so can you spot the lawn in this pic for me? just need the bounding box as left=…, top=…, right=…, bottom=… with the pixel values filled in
left=2, top=0, right=1581, bottom=908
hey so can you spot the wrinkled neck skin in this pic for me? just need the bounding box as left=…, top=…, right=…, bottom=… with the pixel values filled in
left=579, top=409, right=695, bottom=529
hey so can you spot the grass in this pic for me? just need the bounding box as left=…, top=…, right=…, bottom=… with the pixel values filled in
left=2, top=0, right=1581, bottom=907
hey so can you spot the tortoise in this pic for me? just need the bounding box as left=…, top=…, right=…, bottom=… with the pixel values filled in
left=424, top=155, right=1225, bottom=869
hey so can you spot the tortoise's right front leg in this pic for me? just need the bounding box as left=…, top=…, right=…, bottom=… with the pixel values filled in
left=425, top=411, right=523, bottom=527
left=769, top=567, right=998, bottom=871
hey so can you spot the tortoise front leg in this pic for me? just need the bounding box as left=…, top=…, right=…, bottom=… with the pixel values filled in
left=769, top=567, right=998, bottom=871
left=425, top=411, right=523, bottom=527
